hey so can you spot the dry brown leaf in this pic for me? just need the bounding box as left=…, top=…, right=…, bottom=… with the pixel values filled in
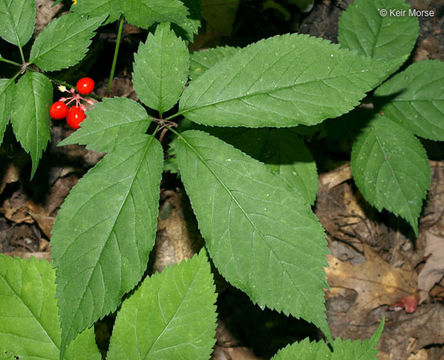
left=418, top=231, right=444, bottom=302
left=0, top=162, right=20, bottom=194
left=153, top=191, right=204, bottom=273
left=35, top=0, right=63, bottom=37
left=3, top=251, right=51, bottom=262
left=326, top=244, right=417, bottom=317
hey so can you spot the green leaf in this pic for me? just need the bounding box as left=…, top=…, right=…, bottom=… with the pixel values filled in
left=30, top=13, right=105, bottom=71
left=210, top=128, right=318, bottom=205
left=338, top=0, right=418, bottom=66
left=174, top=130, right=331, bottom=339
left=123, top=0, right=189, bottom=29
left=51, top=134, right=163, bottom=356
left=271, top=339, right=331, bottom=359
left=351, top=114, right=430, bottom=234
left=71, top=0, right=122, bottom=23
left=133, top=23, right=189, bottom=114
left=202, top=0, right=238, bottom=36
left=190, top=46, right=238, bottom=80
left=374, top=60, right=444, bottom=141
left=179, top=33, right=390, bottom=127
left=107, top=250, right=217, bottom=360
left=58, top=97, right=150, bottom=153
left=0, top=78, right=15, bottom=144
left=0, top=0, right=35, bottom=47
left=0, top=255, right=101, bottom=360
left=71, top=0, right=189, bottom=29
left=271, top=319, right=384, bottom=359
left=175, top=0, right=201, bottom=41
left=11, top=72, right=52, bottom=178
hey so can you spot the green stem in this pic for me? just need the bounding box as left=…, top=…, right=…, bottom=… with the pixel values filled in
left=106, top=15, right=125, bottom=94
left=17, top=44, right=25, bottom=64
left=164, top=110, right=185, bottom=121
left=0, top=57, right=21, bottom=67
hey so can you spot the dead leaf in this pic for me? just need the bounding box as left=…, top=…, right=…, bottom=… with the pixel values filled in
left=418, top=232, right=444, bottom=302
left=326, top=244, right=417, bottom=318
left=153, top=191, right=204, bottom=273
left=3, top=251, right=51, bottom=262
left=0, top=162, right=20, bottom=194
left=35, top=0, right=63, bottom=37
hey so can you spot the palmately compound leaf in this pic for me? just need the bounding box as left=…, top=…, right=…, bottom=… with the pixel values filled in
left=351, top=114, right=430, bottom=234
left=0, top=255, right=101, bottom=360
left=374, top=60, right=444, bottom=141
left=271, top=338, right=331, bottom=360
left=11, top=72, right=52, bottom=178
left=0, top=0, right=35, bottom=47
left=210, top=128, right=318, bottom=205
left=179, top=33, right=390, bottom=128
left=123, top=0, right=189, bottom=29
left=190, top=46, right=238, bottom=80
left=51, top=134, right=163, bottom=356
left=338, top=0, right=418, bottom=69
left=71, top=0, right=122, bottom=24
left=30, top=13, right=105, bottom=71
left=174, top=130, right=331, bottom=339
left=58, top=97, right=150, bottom=153
left=107, top=250, right=217, bottom=360
left=0, top=78, right=15, bottom=144
left=271, top=319, right=384, bottom=359
left=133, top=23, right=189, bottom=114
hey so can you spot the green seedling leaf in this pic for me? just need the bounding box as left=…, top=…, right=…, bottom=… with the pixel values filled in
left=0, top=0, right=35, bottom=47
left=107, top=250, right=217, bottom=360
left=11, top=72, right=52, bottom=178
left=179, top=33, right=390, bottom=127
left=133, top=23, right=189, bottom=114
left=374, top=60, right=444, bottom=141
left=174, top=130, right=331, bottom=339
left=351, top=114, right=430, bottom=234
left=123, top=0, right=189, bottom=30
left=0, top=255, right=101, bottom=360
left=0, top=78, right=15, bottom=144
left=338, top=0, right=418, bottom=69
left=51, top=134, right=163, bottom=356
left=59, top=97, right=150, bottom=153
left=30, top=13, right=105, bottom=71
left=271, top=318, right=384, bottom=359
left=190, top=46, right=238, bottom=80
left=210, top=128, right=318, bottom=205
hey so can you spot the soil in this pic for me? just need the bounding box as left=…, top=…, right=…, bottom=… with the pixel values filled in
left=0, top=0, right=443, bottom=359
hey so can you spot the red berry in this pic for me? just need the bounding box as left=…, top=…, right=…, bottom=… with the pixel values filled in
left=76, top=77, right=95, bottom=95
left=66, top=106, right=86, bottom=129
left=49, top=101, right=68, bottom=119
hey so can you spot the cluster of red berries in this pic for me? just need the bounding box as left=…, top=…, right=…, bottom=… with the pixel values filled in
left=49, top=77, right=95, bottom=129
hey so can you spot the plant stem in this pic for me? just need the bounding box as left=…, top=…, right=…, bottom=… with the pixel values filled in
left=0, top=57, right=21, bottom=67
left=17, top=45, right=25, bottom=64
left=106, top=15, right=125, bottom=94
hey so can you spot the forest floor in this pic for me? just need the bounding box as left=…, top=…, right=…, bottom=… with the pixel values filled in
left=0, top=0, right=443, bottom=359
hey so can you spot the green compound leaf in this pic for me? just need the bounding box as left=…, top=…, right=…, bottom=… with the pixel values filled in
left=0, top=0, right=35, bottom=47
left=176, top=0, right=201, bottom=41
left=190, top=46, right=238, bottom=80
left=71, top=0, right=189, bottom=29
left=351, top=115, right=430, bottom=234
left=271, top=319, right=384, bottom=359
left=374, top=60, right=444, bottom=141
left=123, top=0, right=189, bottom=30
left=179, top=33, right=390, bottom=127
left=11, top=72, right=52, bottom=179
left=30, top=13, right=105, bottom=71
left=338, top=0, right=418, bottom=68
left=174, top=130, right=331, bottom=339
left=133, top=23, right=189, bottom=114
left=210, top=128, right=318, bottom=205
left=0, top=78, right=15, bottom=144
left=51, top=135, right=163, bottom=356
left=0, top=255, right=101, bottom=360
left=71, top=0, right=122, bottom=24
left=107, top=250, right=217, bottom=360
left=59, top=97, right=150, bottom=153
